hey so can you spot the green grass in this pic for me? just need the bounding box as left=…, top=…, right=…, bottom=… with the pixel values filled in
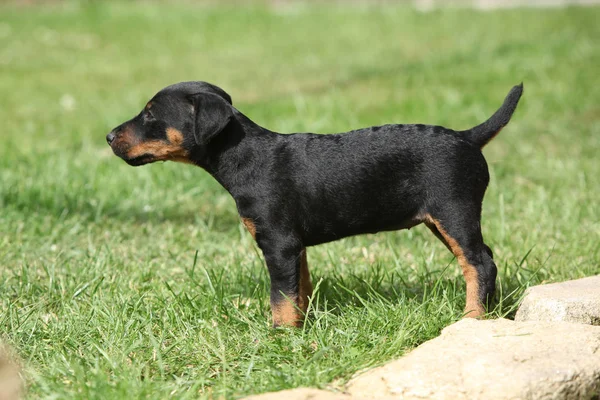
left=1, top=2, right=599, bottom=398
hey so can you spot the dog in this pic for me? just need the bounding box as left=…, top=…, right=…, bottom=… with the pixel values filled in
left=107, top=81, right=523, bottom=327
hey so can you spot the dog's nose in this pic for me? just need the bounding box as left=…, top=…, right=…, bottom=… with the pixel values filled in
left=106, top=132, right=116, bottom=145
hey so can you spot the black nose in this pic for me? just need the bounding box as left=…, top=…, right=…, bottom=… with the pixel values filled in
left=106, top=132, right=116, bottom=145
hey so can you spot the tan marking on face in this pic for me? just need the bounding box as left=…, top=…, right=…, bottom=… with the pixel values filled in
left=166, top=127, right=184, bottom=145
left=272, top=295, right=302, bottom=327
left=145, top=101, right=152, bottom=109
left=298, top=249, right=313, bottom=314
left=126, top=127, right=191, bottom=163
left=425, top=215, right=484, bottom=318
left=113, top=125, right=137, bottom=145
left=241, top=218, right=256, bottom=239
left=112, top=125, right=140, bottom=152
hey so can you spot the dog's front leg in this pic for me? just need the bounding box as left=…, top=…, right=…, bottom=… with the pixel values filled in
left=258, top=234, right=312, bottom=327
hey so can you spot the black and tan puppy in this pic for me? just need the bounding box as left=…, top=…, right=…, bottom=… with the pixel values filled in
left=107, top=81, right=523, bottom=327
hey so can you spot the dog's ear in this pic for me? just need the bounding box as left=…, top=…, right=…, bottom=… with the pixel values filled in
left=190, top=92, right=234, bottom=146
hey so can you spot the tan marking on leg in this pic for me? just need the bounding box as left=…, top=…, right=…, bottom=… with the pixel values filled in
left=298, top=249, right=313, bottom=314
left=424, top=221, right=453, bottom=253
left=272, top=296, right=302, bottom=327
left=241, top=218, right=256, bottom=239
left=425, top=215, right=484, bottom=318
left=269, top=251, right=310, bottom=328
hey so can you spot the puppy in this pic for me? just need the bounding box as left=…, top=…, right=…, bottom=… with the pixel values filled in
left=107, top=81, right=523, bottom=327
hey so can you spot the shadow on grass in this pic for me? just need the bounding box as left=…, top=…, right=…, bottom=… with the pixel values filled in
left=311, top=261, right=535, bottom=320
left=311, top=263, right=451, bottom=315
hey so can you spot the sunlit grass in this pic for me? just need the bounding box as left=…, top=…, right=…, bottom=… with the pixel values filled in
left=0, top=2, right=599, bottom=399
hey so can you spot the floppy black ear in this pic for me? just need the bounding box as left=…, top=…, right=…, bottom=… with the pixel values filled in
left=190, top=92, right=234, bottom=146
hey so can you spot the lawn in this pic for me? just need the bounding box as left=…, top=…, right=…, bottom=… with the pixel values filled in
left=0, top=1, right=598, bottom=399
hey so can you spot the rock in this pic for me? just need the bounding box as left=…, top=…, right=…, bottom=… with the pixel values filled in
left=515, top=275, right=600, bottom=325
left=0, top=343, right=23, bottom=400
left=242, top=388, right=350, bottom=400
left=347, top=318, right=600, bottom=400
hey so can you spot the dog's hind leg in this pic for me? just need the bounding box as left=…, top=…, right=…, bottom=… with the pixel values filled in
left=424, top=209, right=497, bottom=318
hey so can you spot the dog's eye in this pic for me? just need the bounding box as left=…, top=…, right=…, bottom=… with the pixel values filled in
left=143, top=110, right=155, bottom=123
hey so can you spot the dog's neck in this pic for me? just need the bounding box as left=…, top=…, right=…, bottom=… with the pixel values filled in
left=191, top=110, right=280, bottom=196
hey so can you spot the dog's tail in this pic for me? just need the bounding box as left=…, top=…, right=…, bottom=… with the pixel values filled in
left=460, top=83, right=523, bottom=148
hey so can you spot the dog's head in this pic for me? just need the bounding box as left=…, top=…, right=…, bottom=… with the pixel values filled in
left=106, top=81, right=234, bottom=166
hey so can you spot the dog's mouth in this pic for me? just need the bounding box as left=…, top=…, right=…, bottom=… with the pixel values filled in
left=108, top=138, right=189, bottom=167
left=123, top=154, right=156, bottom=166
left=109, top=142, right=157, bottom=166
